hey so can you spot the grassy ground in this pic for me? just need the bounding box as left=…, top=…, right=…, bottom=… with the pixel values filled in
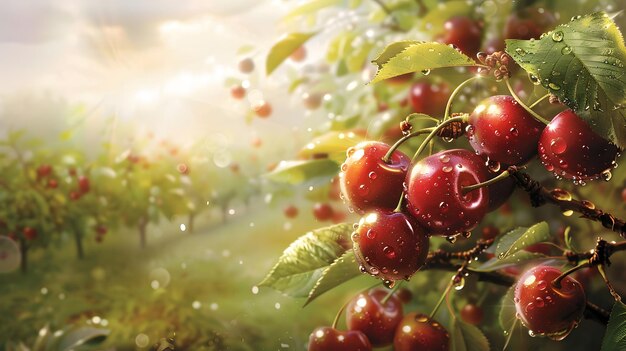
left=0, top=201, right=370, bottom=350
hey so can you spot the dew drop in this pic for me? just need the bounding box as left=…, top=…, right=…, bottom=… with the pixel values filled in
left=552, top=31, right=564, bottom=42
left=537, top=280, right=547, bottom=291
left=358, top=184, right=369, bottom=195
left=383, top=246, right=397, bottom=259
left=550, top=188, right=572, bottom=201
left=510, top=127, right=519, bottom=136
left=561, top=46, right=572, bottom=55
left=548, top=82, right=561, bottom=90
left=439, top=202, right=449, bottom=212
left=528, top=73, right=541, bottom=85
left=384, top=279, right=395, bottom=288
left=515, top=48, right=527, bottom=56
left=486, top=159, right=501, bottom=172
left=368, top=171, right=377, bottom=180
left=442, top=166, right=453, bottom=173
left=562, top=210, right=574, bottom=217
left=550, top=137, right=567, bottom=154
left=602, top=170, right=612, bottom=181
left=366, top=229, right=376, bottom=239
left=421, top=69, right=431, bottom=76
left=581, top=200, right=596, bottom=210
left=535, top=297, right=545, bottom=308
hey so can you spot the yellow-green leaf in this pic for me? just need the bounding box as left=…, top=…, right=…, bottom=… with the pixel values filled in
left=267, top=32, right=318, bottom=76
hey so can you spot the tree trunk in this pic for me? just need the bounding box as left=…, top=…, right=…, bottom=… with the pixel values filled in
left=188, top=212, right=195, bottom=233
left=19, top=239, right=28, bottom=274
left=139, top=217, right=148, bottom=249
left=74, top=230, right=84, bottom=260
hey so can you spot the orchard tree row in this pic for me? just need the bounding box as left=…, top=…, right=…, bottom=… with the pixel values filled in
left=232, top=0, right=626, bottom=350
left=0, top=129, right=259, bottom=273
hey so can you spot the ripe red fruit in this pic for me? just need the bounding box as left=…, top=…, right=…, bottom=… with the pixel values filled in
left=37, top=165, right=52, bottom=178
left=505, top=7, right=556, bottom=40
left=440, top=16, right=482, bottom=58
left=394, top=313, right=450, bottom=351
left=514, top=265, right=585, bottom=340
left=238, top=58, right=255, bottom=73
left=339, top=142, right=410, bottom=214
left=346, top=288, right=403, bottom=347
left=47, top=179, right=58, bottom=189
left=70, top=191, right=81, bottom=201
left=290, top=46, right=307, bottom=62
left=396, top=288, right=413, bottom=304
left=538, top=110, right=620, bottom=182
left=408, top=82, right=450, bottom=117
left=284, top=205, right=299, bottom=218
left=78, top=176, right=90, bottom=193
left=313, top=203, right=334, bottom=221
left=302, top=92, right=323, bottom=110
left=230, top=85, right=246, bottom=99
left=253, top=101, right=272, bottom=118
left=353, top=210, right=429, bottom=282
left=405, top=149, right=490, bottom=236
left=22, top=227, right=37, bottom=241
left=467, top=95, right=545, bottom=165
left=486, top=172, right=516, bottom=212
left=460, top=304, right=484, bottom=325
left=308, top=327, right=371, bottom=351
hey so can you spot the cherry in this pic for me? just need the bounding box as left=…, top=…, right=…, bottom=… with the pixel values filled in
left=284, top=205, right=299, bottom=218
left=230, top=85, right=246, bottom=99
left=538, top=109, right=620, bottom=182
left=22, top=227, right=37, bottom=241
left=37, top=165, right=52, bottom=178
left=308, top=327, right=371, bottom=351
left=405, top=149, right=490, bottom=236
left=440, top=16, right=482, bottom=58
left=70, top=191, right=81, bottom=201
left=394, top=313, right=450, bottom=351
left=339, top=142, right=410, bottom=213
left=238, top=58, right=255, bottom=73
left=408, top=82, right=450, bottom=117
left=253, top=101, right=272, bottom=118
left=460, top=304, right=484, bottom=325
left=353, top=210, right=429, bottom=282
left=290, top=46, right=307, bottom=62
left=514, top=265, right=585, bottom=340
left=486, top=171, right=516, bottom=212
left=313, top=203, right=334, bottom=221
left=467, top=95, right=545, bottom=166
left=346, top=288, right=403, bottom=347
left=505, top=7, right=556, bottom=40
left=78, top=176, right=90, bottom=193
left=47, top=179, right=58, bottom=189
left=302, top=92, right=323, bottom=110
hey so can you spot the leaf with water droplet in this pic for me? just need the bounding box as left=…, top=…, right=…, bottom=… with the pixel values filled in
left=495, top=222, right=551, bottom=259
left=506, top=11, right=626, bottom=148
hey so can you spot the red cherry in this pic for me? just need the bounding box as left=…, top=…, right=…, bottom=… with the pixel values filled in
left=70, top=191, right=81, bottom=201
left=440, top=16, right=482, bottom=58
left=505, top=8, right=556, bottom=40
left=346, top=288, right=403, bottom=347
left=468, top=95, right=545, bottom=165
left=394, top=313, right=450, bottom=351
left=460, top=304, right=484, bottom=325
left=77, top=176, right=90, bottom=193
left=396, top=288, right=413, bottom=304
left=230, top=85, right=246, bottom=99
left=353, top=210, right=429, bottom=281
left=37, top=165, right=52, bottom=178
left=22, top=227, right=37, bottom=241
left=514, top=266, right=585, bottom=340
left=481, top=225, right=500, bottom=240
left=486, top=171, right=516, bottom=212
left=253, top=101, right=272, bottom=118
left=313, top=203, right=334, bottom=221
left=290, top=46, right=307, bottom=62
left=538, top=110, right=620, bottom=182
left=47, top=179, right=58, bottom=189
left=308, top=327, right=371, bottom=351
left=284, top=205, right=299, bottom=218
left=408, top=82, right=450, bottom=117
left=339, top=142, right=410, bottom=214
left=302, top=92, right=323, bottom=110
left=405, top=149, right=490, bottom=236
left=238, top=58, right=255, bottom=73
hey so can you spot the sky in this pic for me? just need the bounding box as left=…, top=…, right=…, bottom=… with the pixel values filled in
left=0, top=0, right=309, bottom=151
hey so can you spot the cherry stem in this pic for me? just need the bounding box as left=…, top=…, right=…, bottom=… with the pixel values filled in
left=331, top=300, right=348, bottom=329
left=444, top=75, right=483, bottom=121
left=383, top=127, right=434, bottom=163
left=504, top=79, right=551, bottom=125
left=551, top=261, right=589, bottom=288
left=597, top=264, right=622, bottom=302
left=411, top=115, right=468, bottom=162
left=529, top=93, right=551, bottom=109
left=381, top=281, right=403, bottom=304
left=429, top=275, right=455, bottom=319
left=462, top=170, right=510, bottom=194
left=393, top=191, right=405, bottom=213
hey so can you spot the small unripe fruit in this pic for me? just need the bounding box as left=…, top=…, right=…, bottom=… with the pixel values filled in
left=290, top=46, right=307, bottom=62
left=37, top=165, right=52, bottom=178
left=78, top=176, right=90, bottom=193
left=230, top=85, right=246, bottom=99
left=47, top=179, right=58, bottom=189
left=253, top=101, right=272, bottom=118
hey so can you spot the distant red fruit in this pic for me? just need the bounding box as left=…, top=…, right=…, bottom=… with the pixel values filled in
left=230, top=85, right=246, bottom=99
left=253, top=101, right=272, bottom=118
left=290, top=46, right=307, bottom=62
left=70, top=191, right=81, bottom=201
left=22, top=227, right=37, bottom=241
left=37, top=165, right=52, bottom=178
left=284, top=205, right=299, bottom=218
left=47, top=179, right=58, bottom=189
left=78, top=176, right=90, bottom=193
left=313, top=203, right=334, bottom=221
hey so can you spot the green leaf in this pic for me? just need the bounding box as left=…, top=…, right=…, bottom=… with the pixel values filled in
left=475, top=251, right=552, bottom=272
left=451, top=317, right=490, bottom=351
left=266, top=32, right=317, bottom=76
left=298, top=131, right=366, bottom=163
left=288, top=77, right=309, bottom=93
left=370, top=41, right=476, bottom=84
left=498, top=286, right=517, bottom=331
left=601, top=301, right=626, bottom=351
left=265, top=159, right=339, bottom=185
left=506, top=12, right=626, bottom=147
left=563, top=226, right=575, bottom=251
left=237, top=45, right=256, bottom=55
left=305, top=250, right=361, bottom=305
left=259, top=223, right=353, bottom=297
left=495, top=222, right=550, bottom=259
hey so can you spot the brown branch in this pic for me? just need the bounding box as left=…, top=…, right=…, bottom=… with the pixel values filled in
left=508, top=166, right=626, bottom=238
